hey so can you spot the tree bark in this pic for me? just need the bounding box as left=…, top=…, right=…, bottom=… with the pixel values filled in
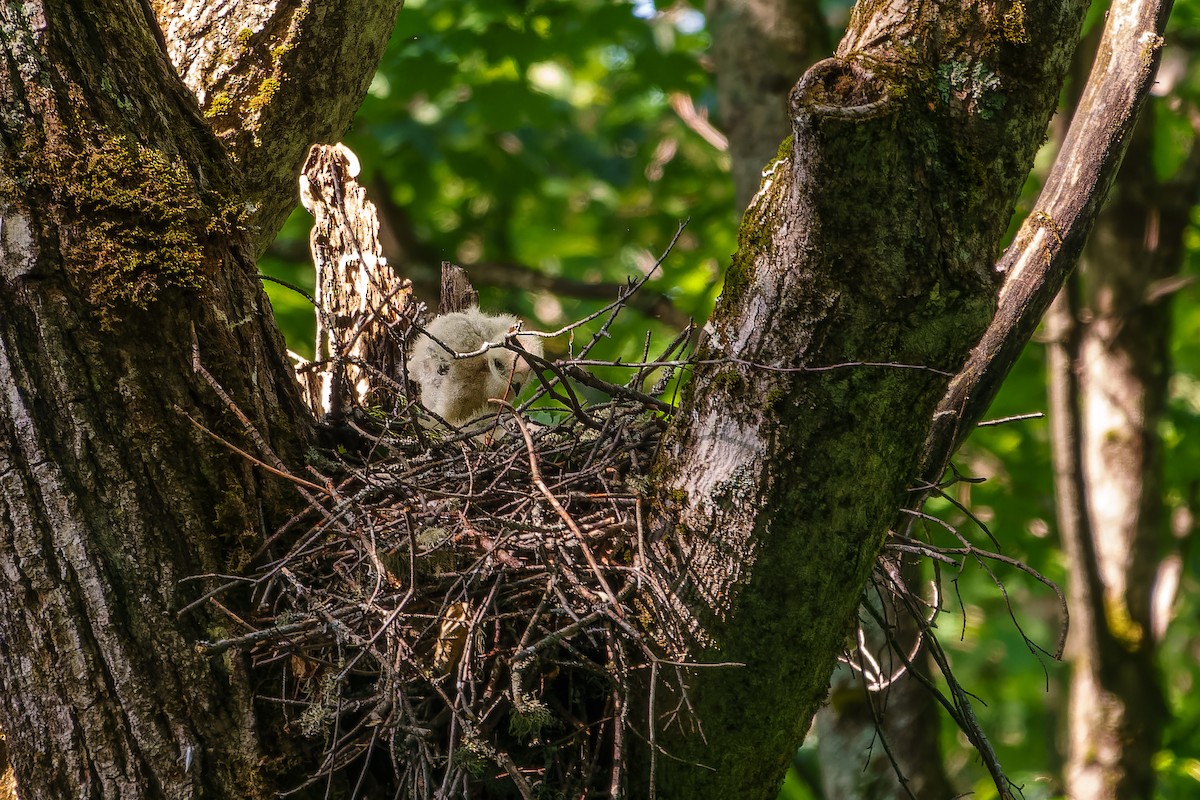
left=0, top=1, right=384, bottom=796
left=706, top=3, right=954, bottom=794
left=648, top=3, right=1090, bottom=797
left=298, top=143, right=412, bottom=414
left=152, top=0, right=405, bottom=253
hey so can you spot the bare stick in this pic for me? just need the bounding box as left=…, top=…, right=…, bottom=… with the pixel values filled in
left=500, top=401, right=627, bottom=620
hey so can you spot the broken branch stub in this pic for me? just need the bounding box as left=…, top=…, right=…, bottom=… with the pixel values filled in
left=298, top=142, right=413, bottom=415
left=439, top=261, right=479, bottom=314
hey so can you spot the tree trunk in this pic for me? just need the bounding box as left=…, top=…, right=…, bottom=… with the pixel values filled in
left=1047, top=101, right=1193, bottom=799
left=646, top=3, right=1091, bottom=797
left=0, top=1, right=387, bottom=796
left=706, top=3, right=954, bottom=794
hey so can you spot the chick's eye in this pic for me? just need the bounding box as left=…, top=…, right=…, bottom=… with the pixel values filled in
left=492, top=357, right=506, bottom=372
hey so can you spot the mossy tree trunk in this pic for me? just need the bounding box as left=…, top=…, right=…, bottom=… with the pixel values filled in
left=0, top=1, right=396, bottom=797
left=708, top=5, right=956, bottom=797
left=646, top=2, right=1093, bottom=797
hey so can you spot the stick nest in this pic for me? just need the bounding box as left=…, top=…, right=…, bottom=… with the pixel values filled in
left=223, top=391, right=696, bottom=798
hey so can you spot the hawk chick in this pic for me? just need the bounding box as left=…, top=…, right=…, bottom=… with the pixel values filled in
left=409, top=307, right=544, bottom=426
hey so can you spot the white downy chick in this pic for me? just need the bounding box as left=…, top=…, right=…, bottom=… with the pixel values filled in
left=409, top=307, right=544, bottom=427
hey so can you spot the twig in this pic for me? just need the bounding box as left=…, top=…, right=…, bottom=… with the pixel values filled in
left=175, top=407, right=333, bottom=497
left=501, top=400, right=627, bottom=621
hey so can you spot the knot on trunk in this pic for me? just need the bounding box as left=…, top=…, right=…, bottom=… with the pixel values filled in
left=790, top=58, right=889, bottom=118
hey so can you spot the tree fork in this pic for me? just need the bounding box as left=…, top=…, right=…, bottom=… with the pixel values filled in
left=649, top=3, right=1090, bottom=796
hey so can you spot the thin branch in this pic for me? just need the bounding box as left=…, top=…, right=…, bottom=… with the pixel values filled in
left=175, top=407, right=333, bottom=498
left=901, top=508, right=1068, bottom=661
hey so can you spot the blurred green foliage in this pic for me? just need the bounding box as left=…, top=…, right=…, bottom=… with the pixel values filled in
left=259, top=0, right=1200, bottom=797
left=263, top=0, right=733, bottom=364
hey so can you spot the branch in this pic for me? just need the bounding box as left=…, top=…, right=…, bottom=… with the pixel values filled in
left=152, top=0, right=405, bottom=252
left=917, top=0, right=1174, bottom=486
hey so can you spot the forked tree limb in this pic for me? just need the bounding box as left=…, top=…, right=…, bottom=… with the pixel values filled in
left=917, top=0, right=1174, bottom=488
left=151, top=0, right=405, bottom=253
left=0, top=3, right=317, bottom=795
left=648, top=2, right=1093, bottom=795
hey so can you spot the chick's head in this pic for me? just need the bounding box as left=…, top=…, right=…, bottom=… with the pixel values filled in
left=409, top=307, right=544, bottom=426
